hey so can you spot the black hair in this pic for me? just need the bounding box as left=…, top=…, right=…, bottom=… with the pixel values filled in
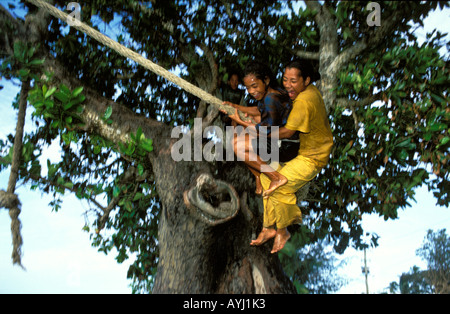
left=243, top=61, right=280, bottom=89
left=227, top=69, right=242, bottom=81
left=285, top=58, right=321, bottom=83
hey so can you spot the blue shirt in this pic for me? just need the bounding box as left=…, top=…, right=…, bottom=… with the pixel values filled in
left=255, top=90, right=292, bottom=135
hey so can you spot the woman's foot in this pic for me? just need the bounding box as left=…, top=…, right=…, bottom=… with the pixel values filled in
left=250, top=227, right=276, bottom=246
left=271, top=228, right=291, bottom=254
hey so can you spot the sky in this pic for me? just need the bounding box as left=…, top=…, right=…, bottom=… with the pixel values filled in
left=0, top=2, right=449, bottom=294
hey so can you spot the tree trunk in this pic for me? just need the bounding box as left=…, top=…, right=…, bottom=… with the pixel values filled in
left=150, top=129, right=296, bottom=293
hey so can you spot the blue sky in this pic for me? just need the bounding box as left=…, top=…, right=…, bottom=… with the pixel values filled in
left=1, top=2, right=449, bottom=294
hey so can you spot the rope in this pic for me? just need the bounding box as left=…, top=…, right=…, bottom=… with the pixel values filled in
left=0, top=80, right=29, bottom=269
left=26, top=0, right=250, bottom=119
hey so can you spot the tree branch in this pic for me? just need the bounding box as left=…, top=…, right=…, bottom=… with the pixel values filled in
left=331, top=9, right=402, bottom=73
left=336, top=93, right=383, bottom=131
left=293, top=50, right=320, bottom=60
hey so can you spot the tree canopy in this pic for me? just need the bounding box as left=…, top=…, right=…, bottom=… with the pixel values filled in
left=0, top=0, right=448, bottom=293
left=389, top=229, right=449, bottom=294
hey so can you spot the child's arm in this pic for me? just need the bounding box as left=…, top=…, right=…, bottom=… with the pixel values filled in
left=222, top=101, right=260, bottom=117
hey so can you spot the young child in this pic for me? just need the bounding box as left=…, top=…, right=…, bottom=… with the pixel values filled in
left=221, top=61, right=299, bottom=197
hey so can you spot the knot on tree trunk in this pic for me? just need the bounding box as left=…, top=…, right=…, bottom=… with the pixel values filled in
left=183, top=173, right=240, bottom=226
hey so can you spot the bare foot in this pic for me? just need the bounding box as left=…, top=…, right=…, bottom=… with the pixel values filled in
left=271, top=228, right=291, bottom=254
left=262, top=175, right=287, bottom=198
left=250, top=227, right=276, bottom=246
left=255, top=175, right=263, bottom=195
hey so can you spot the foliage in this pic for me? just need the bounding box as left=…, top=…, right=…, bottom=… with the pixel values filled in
left=416, top=229, right=450, bottom=293
left=388, top=229, right=449, bottom=294
left=388, top=266, right=434, bottom=294
left=1, top=0, right=449, bottom=292
left=279, top=228, right=346, bottom=294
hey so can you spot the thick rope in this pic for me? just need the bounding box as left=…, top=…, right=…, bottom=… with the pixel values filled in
left=26, top=0, right=252, bottom=121
left=0, top=79, right=29, bottom=269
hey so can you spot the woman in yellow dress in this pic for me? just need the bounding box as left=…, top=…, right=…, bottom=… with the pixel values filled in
left=251, top=59, right=334, bottom=253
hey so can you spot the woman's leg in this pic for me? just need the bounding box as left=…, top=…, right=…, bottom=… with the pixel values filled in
left=260, top=156, right=321, bottom=253
left=250, top=197, right=276, bottom=246
left=271, top=228, right=291, bottom=254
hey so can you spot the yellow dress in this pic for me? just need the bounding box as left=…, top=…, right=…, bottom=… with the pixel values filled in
left=260, top=84, right=333, bottom=229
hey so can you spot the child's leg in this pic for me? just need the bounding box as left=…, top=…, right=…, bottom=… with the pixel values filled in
left=233, top=133, right=287, bottom=196
left=261, top=175, right=287, bottom=198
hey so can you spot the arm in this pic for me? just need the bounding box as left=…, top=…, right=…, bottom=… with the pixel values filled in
left=226, top=108, right=256, bottom=129
left=222, top=101, right=260, bottom=117
left=270, top=126, right=297, bottom=140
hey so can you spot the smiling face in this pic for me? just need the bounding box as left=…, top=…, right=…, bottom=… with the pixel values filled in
left=282, top=67, right=310, bottom=100
left=243, top=74, right=269, bottom=101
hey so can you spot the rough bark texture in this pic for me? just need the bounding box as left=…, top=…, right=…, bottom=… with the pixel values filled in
left=151, top=149, right=296, bottom=293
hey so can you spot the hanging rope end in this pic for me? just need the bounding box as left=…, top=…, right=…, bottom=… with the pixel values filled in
left=1, top=190, right=26, bottom=270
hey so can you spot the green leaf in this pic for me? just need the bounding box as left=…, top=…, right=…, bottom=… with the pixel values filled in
left=44, top=87, right=57, bottom=99
left=54, top=91, right=69, bottom=103
left=42, top=84, right=48, bottom=97
left=342, top=140, right=354, bottom=153
left=63, top=101, right=75, bottom=110
left=395, top=138, right=414, bottom=149
left=133, top=192, right=144, bottom=201
left=140, top=139, right=153, bottom=152
left=439, top=136, right=450, bottom=146
left=13, top=41, right=25, bottom=61
left=65, top=116, right=73, bottom=125
left=47, top=160, right=58, bottom=178
left=64, top=181, right=74, bottom=189
left=93, top=145, right=101, bottom=154
left=431, top=93, right=446, bottom=104
left=137, top=164, right=144, bottom=176
left=113, top=186, right=121, bottom=198
left=103, top=106, right=113, bottom=120
left=124, top=201, right=133, bottom=212
left=28, top=58, right=45, bottom=66
left=60, top=84, right=71, bottom=96
left=18, top=68, right=30, bottom=77
left=72, top=86, right=84, bottom=98
left=429, top=123, right=446, bottom=132
left=135, top=127, right=143, bottom=143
